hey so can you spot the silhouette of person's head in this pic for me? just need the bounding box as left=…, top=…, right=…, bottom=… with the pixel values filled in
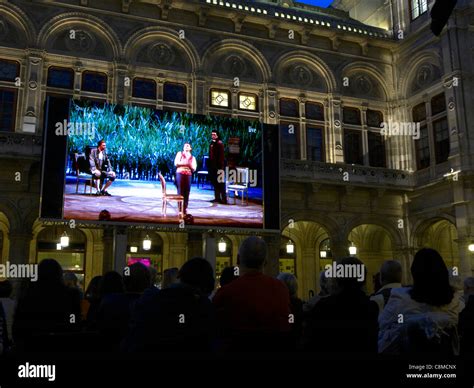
left=219, top=266, right=238, bottom=288
left=277, top=272, right=298, bottom=298
left=162, top=267, right=179, bottom=289
left=124, top=262, right=151, bottom=293
left=99, top=271, right=124, bottom=297
left=410, top=248, right=454, bottom=306
left=237, top=236, right=267, bottom=272
left=85, top=275, right=102, bottom=301
left=178, top=257, right=215, bottom=296
left=99, top=210, right=111, bottom=221
left=38, top=259, right=64, bottom=286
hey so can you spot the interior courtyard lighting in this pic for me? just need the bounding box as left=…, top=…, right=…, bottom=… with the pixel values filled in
left=320, top=250, right=327, bottom=258
left=468, top=244, right=474, bottom=252
left=349, top=243, right=357, bottom=256
left=60, top=231, right=69, bottom=248
left=218, top=238, right=227, bottom=253
left=286, top=240, right=295, bottom=254
left=143, top=235, right=152, bottom=251
left=56, top=243, right=62, bottom=251
left=130, top=246, right=138, bottom=253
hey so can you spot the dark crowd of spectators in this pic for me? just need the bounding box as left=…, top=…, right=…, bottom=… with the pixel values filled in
left=0, top=238, right=473, bottom=360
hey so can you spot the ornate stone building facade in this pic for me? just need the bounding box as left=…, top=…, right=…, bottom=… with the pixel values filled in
left=0, top=0, right=473, bottom=298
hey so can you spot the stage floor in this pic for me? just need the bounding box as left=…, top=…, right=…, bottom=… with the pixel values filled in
left=63, top=178, right=263, bottom=228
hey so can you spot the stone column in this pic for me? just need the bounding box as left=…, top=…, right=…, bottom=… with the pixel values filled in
left=193, top=73, right=206, bottom=115
left=265, top=87, right=278, bottom=125
left=203, top=232, right=216, bottom=274
left=331, top=235, right=350, bottom=260
left=330, top=95, right=344, bottom=163
left=169, top=232, right=187, bottom=269
left=392, top=246, right=415, bottom=285
left=115, top=64, right=128, bottom=106
left=113, top=227, right=128, bottom=273
left=8, top=229, right=33, bottom=300
left=263, top=234, right=280, bottom=277
left=455, top=237, right=474, bottom=278
left=301, top=247, right=317, bottom=301
left=22, top=51, right=44, bottom=134
left=102, top=227, right=114, bottom=273
left=187, top=232, right=203, bottom=259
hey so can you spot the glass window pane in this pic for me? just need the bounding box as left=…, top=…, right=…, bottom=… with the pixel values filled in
left=344, top=130, right=363, bottom=165
left=280, top=99, right=299, bottom=117
left=433, top=117, right=449, bottom=164
left=82, top=71, right=107, bottom=94
left=47, top=67, right=75, bottom=89
left=164, top=83, right=186, bottom=104
left=306, top=127, right=324, bottom=162
left=412, top=103, right=427, bottom=122
left=368, top=132, right=386, bottom=167
left=132, top=78, right=157, bottom=100
left=306, top=102, right=324, bottom=121
left=0, top=88, right=16, bottom=132
left=367, top=109, right=384, bottom=128
left=280, top=123, right=299, bottom=159
left=416, top=125, right=430, bottom=169
left=211, top=90, right=229, bottom=107
left=431, top=93, right=446, bottom=115
left=343, top=107, right=361, bottom=125
left=0, top=60, right=19, bottom=82
left=239, top=93, right=257, bottom=111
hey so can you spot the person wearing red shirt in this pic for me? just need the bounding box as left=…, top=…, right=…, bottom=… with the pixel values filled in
left=213, top=236, right=291, bottom=352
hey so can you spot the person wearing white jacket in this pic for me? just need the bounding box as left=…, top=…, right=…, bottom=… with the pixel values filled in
left=378, top=248, right=461, bottom=355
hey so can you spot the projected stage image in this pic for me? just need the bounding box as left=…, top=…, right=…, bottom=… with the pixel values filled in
left=62, top=102, right=265, bottom=228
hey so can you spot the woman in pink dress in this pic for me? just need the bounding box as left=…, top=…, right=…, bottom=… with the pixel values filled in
left=174, top=143, right=197, bottom=215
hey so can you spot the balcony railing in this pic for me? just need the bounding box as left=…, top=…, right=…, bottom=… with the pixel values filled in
left=281, top=159, right=414, bottom=189
left=0, top=132, right=43, bottom=158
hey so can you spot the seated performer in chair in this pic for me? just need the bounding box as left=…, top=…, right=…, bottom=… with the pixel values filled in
left=89, top=139, right=116, bottom=196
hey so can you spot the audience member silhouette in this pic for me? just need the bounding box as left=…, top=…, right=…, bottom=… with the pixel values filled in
left=161, top=267, right=179, bottom=289
left=459, top=277, right=474, bottom=355
left=370, top=260, right=402, bottom=315
left=13, top=259, right=81, bottom=352
left=303, top=270, right=332, bottom=313
left=82, top=275, right=102, bottom=325
left=213, top=236, right=291, bottom=352
left=378, top=248, right=461, bottom=355
left=219, top=266, right=238, bottom=288
left=0, top=280, right=15, bottom=344
left=277, top=273, right=304, bottom=349
left=96, top=264, right=150, bottom=350
left=122, top=257, right=216, bottom=353
left=304, top=257, right=378, bottom=354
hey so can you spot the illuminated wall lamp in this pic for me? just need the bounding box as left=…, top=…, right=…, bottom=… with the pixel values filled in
left=60, top=232, right=69, bottom=248
left=349, top=243, right=357, bottom=256
left=218, top=238, right=227, bottom=253
left=143, top=235, right=152, bottom=251
left=286, top=240, right=295, bottom=254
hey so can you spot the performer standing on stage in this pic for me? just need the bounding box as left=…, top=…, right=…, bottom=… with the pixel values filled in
left=174, top=143, right=197, bottom=215
left=208, top=130, right=227, bottom=204
left=89, top=139, right=116, bottom=196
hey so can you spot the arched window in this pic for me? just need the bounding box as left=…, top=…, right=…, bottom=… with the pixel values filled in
left=47, top=67, right=75, bottom=90
left=36, top=226, right=87, bottom=287
left=132, top=78, right=157, bottom=100
left=81, top=71, right=108, bottom=94
left=0, top=59, right=20, bottom=132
